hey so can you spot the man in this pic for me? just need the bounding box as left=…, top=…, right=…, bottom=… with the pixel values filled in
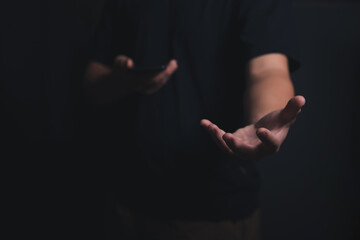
left=83, top=0, right=305, bottom=239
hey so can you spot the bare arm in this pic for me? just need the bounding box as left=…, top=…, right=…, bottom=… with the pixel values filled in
left=201, top=53, right=305, bottom=160
left=244, top=53, right=295, bottom=123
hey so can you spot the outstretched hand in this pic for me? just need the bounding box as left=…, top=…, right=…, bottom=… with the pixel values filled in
left=200, top=96, right=306, bottom=160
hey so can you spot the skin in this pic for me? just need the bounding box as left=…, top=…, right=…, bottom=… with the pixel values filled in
left=83, top=55, right=178, bottom=105
left=84, top=53, right=305, bottom=161
left=200, top=53, right=306, bottom=161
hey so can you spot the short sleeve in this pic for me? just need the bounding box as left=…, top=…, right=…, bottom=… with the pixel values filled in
left=238, top=0, right=301, bottom=72
left=89, top=0, right=120, bottom=67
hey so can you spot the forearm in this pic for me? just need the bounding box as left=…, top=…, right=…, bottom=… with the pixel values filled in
left=244, top=70, right=295, bottom=124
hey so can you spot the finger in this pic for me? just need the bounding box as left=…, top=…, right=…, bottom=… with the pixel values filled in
left=157, top=59, right=178, bottom=79
left=114, top=55, right=128, bottom=67
left=256, top=128, right=280, bottom=154
left=222, top=133, right=256, bottom=160
left=147, top=59, right=177, bottom=88
left=126, top=58, right=134, bottom=69
left=114, top=55, right=134, bottom=68
left=200, top=119, right=212, bottom=128
left=201, top=119, right=233, bottom=154
left=280, top=95, right=306, bottom=123
left=205, top=122, right=234, bottom=155
left=137, top=60, right=178, bottom=94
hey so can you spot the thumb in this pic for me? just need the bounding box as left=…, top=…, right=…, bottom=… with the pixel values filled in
left=158, top=59, right=178, bottom=79
left=280, top=95, right=306, bottom=123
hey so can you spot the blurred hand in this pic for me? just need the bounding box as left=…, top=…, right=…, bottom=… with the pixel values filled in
left=200, top=96, right=306, bottom=160
left=113, top=55, right=178, bottom=95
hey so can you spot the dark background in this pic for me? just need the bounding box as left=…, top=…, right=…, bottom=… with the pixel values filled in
left=258, top=1, right=360, bottom=239
left=1, top=0, right=359, bottom=239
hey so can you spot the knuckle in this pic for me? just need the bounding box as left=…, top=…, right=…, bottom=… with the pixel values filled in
left=228, top=138, right=237, bottom=147
left=115, top=56, right=125, bottom=63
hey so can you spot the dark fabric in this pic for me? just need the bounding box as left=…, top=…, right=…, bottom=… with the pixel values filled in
left=108, top=203, right=260, bottom=240
left=90, top=0, right=300, bottom=221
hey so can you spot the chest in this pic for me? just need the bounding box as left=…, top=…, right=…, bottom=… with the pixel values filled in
left=119, top=0, right=237, bottom=37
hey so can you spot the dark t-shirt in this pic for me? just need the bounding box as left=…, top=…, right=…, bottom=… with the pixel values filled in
left=91, top=0, right=300, bottom=221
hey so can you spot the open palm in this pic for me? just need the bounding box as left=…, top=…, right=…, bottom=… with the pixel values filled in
left=200, top=96, right=306, bottom=160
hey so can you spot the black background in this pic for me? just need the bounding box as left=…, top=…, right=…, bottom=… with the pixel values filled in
left=1, top=0, right=359, bottom=239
